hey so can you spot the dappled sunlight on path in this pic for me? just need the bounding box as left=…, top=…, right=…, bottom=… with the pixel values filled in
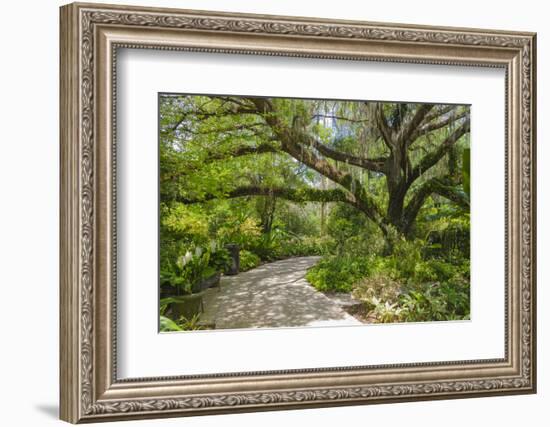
left=201, top=256, right=362, bottom=329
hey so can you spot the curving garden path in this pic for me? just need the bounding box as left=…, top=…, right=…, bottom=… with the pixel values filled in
left=200, top=256, right=361, bottom=329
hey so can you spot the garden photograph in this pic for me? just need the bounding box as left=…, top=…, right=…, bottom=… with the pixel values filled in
left=159, top=94, right=471, bottom=332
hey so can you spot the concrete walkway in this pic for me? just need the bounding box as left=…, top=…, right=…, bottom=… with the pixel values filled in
left=200, top=256, right=362, bottom=329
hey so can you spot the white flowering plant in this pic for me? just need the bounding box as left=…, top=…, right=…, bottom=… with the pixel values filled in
left=160, top=240, right=232, bottom=296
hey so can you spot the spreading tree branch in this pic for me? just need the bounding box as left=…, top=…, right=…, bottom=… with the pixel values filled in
left=410, top=109, right=469, bottom=141
left=310, top=139, right=387, bottom=173
left=402, top=176, right=469, bottom=233
left=408, top=119, right=470, bottom=184
left=202, top=141, right=279, bottom=162
left=397, top=104, right=435, bottom=145
left=178, top=185, right=356, bottom=207
left=422, top=105, right=459, bottom=124
left=311, top=114, right=370, bottom=123
left=160, top=141, right=280, bottom=180
left=246, top=97, right=386, bottom=225
left=374, top=103, right=395, bottom=149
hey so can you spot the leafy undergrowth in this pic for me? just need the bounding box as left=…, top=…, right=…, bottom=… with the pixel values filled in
left=306, top=237, right=470, bottom=323
left=239, top=250, right=261, bottom=272
left=159, top=314, right=210, bottom=332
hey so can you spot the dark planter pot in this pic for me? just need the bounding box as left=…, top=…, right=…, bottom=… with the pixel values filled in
left=160, top=283, right=178, bottom=298
left=170, top=294, right=204, bottom=320
left=192, top=272, right=221, bottom=293
left=224, top=243, right=240, bottom=275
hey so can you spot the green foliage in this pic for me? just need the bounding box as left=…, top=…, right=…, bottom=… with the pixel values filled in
left=371, top=300, right=407, bottom=323
left=209, top=243, right=231, bottom=272
left=161, top=203, right=209, bottom=242
left=250, top=226, right=291, bottom=260
left=348, top=260, right=469, bottom=323
left=398, top=278, right=470, bottom=322
left=239, top=250, right=261, bottom=272
left=279, top=236, right=335, bottom=257
left=306, top=255, right=371, bottom=293
left=176, top=314, right=205, bottom=331
left=160, top=314, right=205, bottom=332
left=386, top=237, right=425, bottom=280
left=253, top=232, right=334, bottom=261
left=309, top=231, right=470, bottom=322
left=159, top=297, right=179, bottom=316
left=217, top=215, right=262, bottom=248
left=327, top=204, right=367, bottom=236
left=352, top=275, right=402, bottom=311
left=159, top=315, right=182, bottom=332
left=160, top=242, right=228, bottom=296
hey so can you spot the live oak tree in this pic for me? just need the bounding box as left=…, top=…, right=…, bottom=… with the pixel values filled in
left=160, top=95, right=470, bottom=241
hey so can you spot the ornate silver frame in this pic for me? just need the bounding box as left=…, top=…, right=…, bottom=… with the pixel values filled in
left=60, top=2, right=536, bottom=423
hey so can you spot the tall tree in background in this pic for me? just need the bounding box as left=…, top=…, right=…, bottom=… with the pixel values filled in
left=160, top=95, right=470, bottom=240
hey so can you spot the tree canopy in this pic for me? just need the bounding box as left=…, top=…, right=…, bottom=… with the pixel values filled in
left=160, top=95, right=470, bottom=239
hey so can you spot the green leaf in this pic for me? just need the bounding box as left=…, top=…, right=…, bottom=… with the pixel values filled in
left=160, top=315, right=182, bottom=332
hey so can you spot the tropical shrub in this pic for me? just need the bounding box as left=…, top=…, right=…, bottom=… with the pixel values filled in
left=239, top=250, right=261, bottom=272
left=417, top=203, right=470, bottom=259
left=160, top=315, right=182, bottom=332
left=306, top=255, right=371, bottom=293
left=352, top=274, right=403, bottom=311
left=216, top=215, right=262, bottom=249
left=160, top=241, right=230, bottom=296
left=208, top=241, right=231, bottom=272
left=399, top=287, right=451, bottom=322
left=176, top=314, right=205, bottom=331
left=308, top=240, right=470, bottom=323
left=160, top=314, right=205, bottom=332
left=371, top=300, right=407, bottom=323
left=250, top=226, right=291, bottom=260
left=326, top=204, right=376, bottom=253
left=275, top=236, right=335, bottom=258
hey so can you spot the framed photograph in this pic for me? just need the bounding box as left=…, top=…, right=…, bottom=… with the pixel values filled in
left=60, top=2, right=536, bottom=423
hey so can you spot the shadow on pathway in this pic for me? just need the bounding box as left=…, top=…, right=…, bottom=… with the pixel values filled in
left=201, top=256, right=362, bottom=329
